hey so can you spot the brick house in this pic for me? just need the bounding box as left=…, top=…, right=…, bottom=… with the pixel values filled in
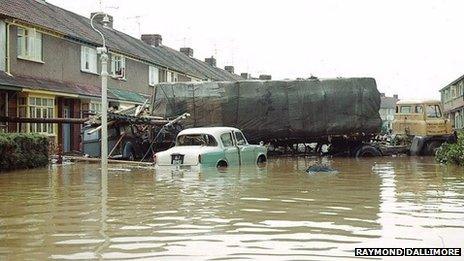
left=0, top=0, right=241, bottom=153
left=440, top=75, right=464, bottom=130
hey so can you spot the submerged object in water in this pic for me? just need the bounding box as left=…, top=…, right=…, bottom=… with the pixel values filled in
left=306, top=164, right=337, bottom=173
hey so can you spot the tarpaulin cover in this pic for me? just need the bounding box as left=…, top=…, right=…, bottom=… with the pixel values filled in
left=152, top=78, right=382, bottom=143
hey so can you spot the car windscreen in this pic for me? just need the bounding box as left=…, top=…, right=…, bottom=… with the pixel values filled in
left=176, top=134, right=218, bottom=146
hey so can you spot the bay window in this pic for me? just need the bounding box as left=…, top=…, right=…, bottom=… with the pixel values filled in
left=18, top=96, right=55, bottom=134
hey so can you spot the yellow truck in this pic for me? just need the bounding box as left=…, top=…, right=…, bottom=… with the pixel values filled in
left=392, top=100, right=457, bottom=155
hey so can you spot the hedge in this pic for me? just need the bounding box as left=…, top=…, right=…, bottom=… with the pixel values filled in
left=0, top=133, right=49, bottom=171
left=435, top=131, right=464, bottom=166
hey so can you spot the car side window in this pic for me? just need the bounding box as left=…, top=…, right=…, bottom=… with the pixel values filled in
left=220, top=133, right=234, bottom=147
left=235, top=131, right=247, bottom=146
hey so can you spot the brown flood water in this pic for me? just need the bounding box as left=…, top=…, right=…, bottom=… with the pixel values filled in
left=0, top=157, right=463, bottom=260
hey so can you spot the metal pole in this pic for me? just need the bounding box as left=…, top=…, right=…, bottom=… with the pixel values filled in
left=101, top=51, right=108, bottom=170
left=90, top=12, right=110, bottom=172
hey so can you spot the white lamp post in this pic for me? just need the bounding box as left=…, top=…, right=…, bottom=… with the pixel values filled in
left=90, top=13, right=110, bottom=171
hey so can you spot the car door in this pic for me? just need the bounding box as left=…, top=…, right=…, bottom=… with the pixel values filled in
left=233, top=130, right=255, bottom=165
left=220, top=132, right=239, bottom=166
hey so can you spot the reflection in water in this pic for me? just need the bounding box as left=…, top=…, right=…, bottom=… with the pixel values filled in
left=0, top=157, right=463, bottom=260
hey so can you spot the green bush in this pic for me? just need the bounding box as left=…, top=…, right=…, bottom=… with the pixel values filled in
left=0, top=133, right=49, bottom=171
left=435, top=131, right=464, bottom=166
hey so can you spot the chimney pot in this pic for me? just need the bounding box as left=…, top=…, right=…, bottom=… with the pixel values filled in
left=205, top=56, right=216, bottom=67
left=224, top=66, right=234, bottom=74
left=393, top=94, right=399, bottom=99
left=141, top=34, right=162, bottom=47
left=180, top=47, right=194, bottom=57
left=91, top=12, right=113, bottom=28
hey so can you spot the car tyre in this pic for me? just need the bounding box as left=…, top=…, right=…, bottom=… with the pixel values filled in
left=217, top=160, right=228, bottom=168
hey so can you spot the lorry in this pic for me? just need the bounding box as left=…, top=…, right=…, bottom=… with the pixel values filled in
left=392, top=100, right=457, bottom=155
left=152, top=78, right=384, bottom=157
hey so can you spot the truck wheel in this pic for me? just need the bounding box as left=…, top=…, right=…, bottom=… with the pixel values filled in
left=356, top=145, right=382, bottom=157
left=423, top=140, right=441, bottom=156
left=123, top=143, right=135, bottom=161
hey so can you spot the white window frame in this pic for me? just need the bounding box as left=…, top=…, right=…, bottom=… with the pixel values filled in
left=17, top=26, right=43, bottom=62
left=89, top=101, right=102, bottom=113
left=111, top=54, right=126, bottom=79
left=18, top=95, right=55, bottom=135
left=81, top=45, right=98, bottom=74
left=148, top=66, right=159, bottom=86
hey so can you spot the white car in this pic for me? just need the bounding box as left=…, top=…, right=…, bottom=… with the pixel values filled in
left=154, top=127, right=267, bottom=171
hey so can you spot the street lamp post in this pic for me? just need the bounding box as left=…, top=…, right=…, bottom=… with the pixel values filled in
left=90, top=13, right=110, bottom=171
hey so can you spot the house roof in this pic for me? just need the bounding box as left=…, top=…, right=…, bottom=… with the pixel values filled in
left=0, top=0, right=242, bottom=81
left=440, top=74, right=464, bottom=92
left=0, top=71, right=148, bottom=103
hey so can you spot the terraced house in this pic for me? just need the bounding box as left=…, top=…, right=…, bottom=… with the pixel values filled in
left=440, top=75, right=464, bottom=130
left=0, top=0, right=241, bottom=152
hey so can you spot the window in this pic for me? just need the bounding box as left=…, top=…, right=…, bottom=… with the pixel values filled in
left=166, top=71, right=172, bottom=82
left=111, top=54, right=125, bottom=78
left=220, top=133, right=234, bottom=147
left=427, top=105, right=442, bottom=118
left=171, top=72, right=178, bottom=82
left=18, top=96, right=55, bottom=134
left=81, top=46, right=97, bottom=73
left=149, top=66, right=159, bottom=86
left=415, top=106, right=423, bottom=114
left=400, top=106, right=411, bottom=114
left=176, top=134, right=217, bottom=146
left=234, top=131, right=247, bottom=146
left=89, top=101, right=102, bottom=113
left=17, top=27, right=42, bottom=61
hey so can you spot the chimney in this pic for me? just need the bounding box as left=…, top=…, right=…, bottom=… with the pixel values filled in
left=141, top=34, right=162, bottom=47
left=224, top=66, right=234, bottom=74
left=259, top=74, right=272, bottom=80
left=90, top=12, right=113, bottom=28
left=241, top=73, right=250, bottom=79
left=380, top=92, right=386, bottom=97
left=205, top=56, right=216, bottom=67
left=180, top=47, right=194, bottom=57
left=393, top=94, right=399, bottom=99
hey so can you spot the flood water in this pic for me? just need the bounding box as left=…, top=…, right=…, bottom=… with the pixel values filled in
left=0, top=157, right=463, bottom=260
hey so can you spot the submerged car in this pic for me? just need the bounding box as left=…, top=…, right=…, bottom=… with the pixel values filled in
left=154, top=127, right=267, bottom=170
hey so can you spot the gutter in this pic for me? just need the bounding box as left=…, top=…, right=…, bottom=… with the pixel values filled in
left=6, top=22, right=10, bottom=74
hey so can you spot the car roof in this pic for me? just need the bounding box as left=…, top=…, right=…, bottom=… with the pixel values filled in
left=178, top=127, right=240, bottom=136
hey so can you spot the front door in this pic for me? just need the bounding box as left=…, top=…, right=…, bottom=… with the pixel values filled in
left=220, top=132, right=239, bottom=166
left=62, top=106, right=71, bottom=152
left=233, top=130, right=255, bottom=165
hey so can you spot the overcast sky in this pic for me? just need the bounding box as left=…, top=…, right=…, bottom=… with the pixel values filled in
left=48, top=0, right=464, bottom=99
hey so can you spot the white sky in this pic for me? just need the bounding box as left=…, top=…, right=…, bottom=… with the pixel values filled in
left=48, top=0, right=464, bottom=99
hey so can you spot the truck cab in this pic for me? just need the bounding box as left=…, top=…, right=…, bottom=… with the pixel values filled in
left=392, top=100, right=456, bottom=155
